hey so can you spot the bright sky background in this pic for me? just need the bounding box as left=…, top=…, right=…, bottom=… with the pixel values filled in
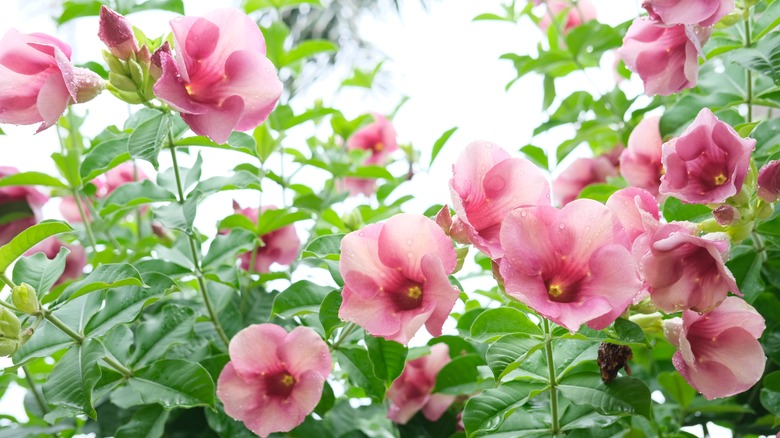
left=0, top=1, right=740, bottom=436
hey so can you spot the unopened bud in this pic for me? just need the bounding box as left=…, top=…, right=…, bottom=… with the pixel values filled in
left=71, top=67, right=106, bottom=103
left=12, top=283, right=39, bottom=314
left=434, top=205, right=453, bottom=236
left=98, top=6, right=139, bottom=61
left=713, top=204, right=741, bottom=226
left=0, top=308, right=21, bottom=356
left=758, top=160, right=780, bottom=203
left=629, top=312, right=663, bottom=334
left=150, top=41, right=171, bottom=81
left=449, top=218, right=472, bottom=245
left=662, top=317, right=683, bottom=348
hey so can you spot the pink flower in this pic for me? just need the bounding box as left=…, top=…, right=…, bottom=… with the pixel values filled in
left=450, top=141, right=550, bottom=258
left=552, top=156, right=617, bottom=206
left=539, top=0, right=598, bottom=33
left=387, top=343, right=455, bottom=424
left=0, top=167, right=48, bottom=246
left=0, top=30, right=104, bottom=132
left=25, top=237, right=86, bottom=285
left=660, top=109, right=755, bottom=204
left=664, top=297, right=765, bottom=400
left=606, top=187, right=660, bottom=244
left=643, top=0, right=734, bottom=26
left=758, top=160, right=780, bottom=203
left=634, top=222, right=739, bottom=313
left=342, top=114, right=398, bottom=196
left=232, top=202, right=300, bottom=273
left=499, top=199, right=641, bottom=331
left=217, top=324, right=331, bottom=437
left=617, top=18, right=700, bottom=96
left=98, top=6, right=139, bottom=60
left=339, top=213, right=458, bottom=345
left=104, top=162, right=147, bottom=195
left=153, top=8, right=283, bottom=144
left=620, top=117, right=664, bottom=197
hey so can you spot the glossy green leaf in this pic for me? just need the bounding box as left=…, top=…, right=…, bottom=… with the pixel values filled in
left=13, top=247, right=69, bottom=298
left=557, top=373, right=652, bottom=419
left=462, top=380, right=549, bottom=437
left=272, top=280, right=334, bottom=317
left=55, top=263, right=145, bottom=304
left=101, top=180, right=177, bottom=216
left=255, top=209, right=311, bottom=235
left=0, top=171, right=67, bottom=189
left=202, top=229, right=257, bottom=268
left=486, top=334, right=546, bottom=380
left=0, top=221, right=73, bottom=272
left=114, top=404, right=169, bottom=438
left=469, top=307, right=542, bottom=342
left=760, top=370, right=780, bottom=416
left=433, top=354, right=491, bottom=395
left=662, top=196, right=712, bottom=222
left=127, top=110, right=171, bottom=169
left=111, top=359, right=215, bottom=409
left=730, top=33, right=780, bottom=85
left=319, top=290, right=344, bottom=338
left=129, top=304, right=195, bottom=367
left=335, top=346, right=386, bottom=401
left=283, top=40, right=337, bottom=66
left=430, top=127, right=458, bottom=166
left=188, top=171, right=263, bottom=199
left=42, top=338, right=104, bottom=419
left=365, top=334, right=407, bottom=383
left=80, top=136, right=131, bottom=182
left=658, top=371, right=696, bottom=409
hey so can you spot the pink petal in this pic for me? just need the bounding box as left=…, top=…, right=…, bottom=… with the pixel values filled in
left=35, top=72, right=70, bottom=132
left=377, top=213, right=456, bottom=281
left=181, top=94, right=245, bottom=144
left=340, top=223, right=403, bottom=294
left=152, top=49, right=209, bottom=115
left=216, top=362, right=264, bottom=421
left=228, top=324, right=286, bottom=379
left=278, top=327, right=332, bottom=379
left=422, top=393, right=456, bottom=421
left=606, top=187, right=660, bottom=243
left=420, top=255, right=460, bottom=338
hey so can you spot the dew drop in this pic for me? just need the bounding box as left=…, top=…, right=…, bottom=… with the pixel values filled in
left=520, top=210, right=527, bottom=217
left=359, top=232, right=365, bottom=237
left=558, top=223, right=565, bottom=230
left=405, top=239, right=412, bottom=246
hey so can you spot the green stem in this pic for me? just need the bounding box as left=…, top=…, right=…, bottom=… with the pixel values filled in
left=22, top=365, right=49, bottom=414
left=133, top=161, right=144, bottom=241
left=103, top=354, right=133, bottom=377
left=744, top=14, right=753, bottom=123
left=331, top=323, right=358, bottom=350
left=167, top=136, right=230, bottom=349
left=72, top=191, right=98, bottom=252
left=543, top=319, right=560, bottom=435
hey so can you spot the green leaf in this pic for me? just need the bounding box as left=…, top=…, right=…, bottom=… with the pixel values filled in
left=283, top=40, right=337, bottom=66
left=760, top=370, right=780, bottom=416
left=129, top=304, right=195, bottom=367
left=365, top=334, right=407, bottom=384
left=52, top=151, right=82, bottom=188
left=114, top=404, right=169, bottom=438
left=319, top=290, right=343, bottom=338
left=754, top=0, right=780, bottom=41
left=85, top=273, right=174, bottom=337
left=0, top=221, right=73, bottom=272
left=55, top=263, right=146, bottom=304
left=557, top=373, right=652, bottom=419
left=80, top=136, right=130, bottom=182
left=613, top=318, right=649, bottom=346
left=244, top=0, right=320, bottom=13
left=577, top=183, right=622, bottom=204
left=13, top=247, right=69, bottom=298
left=0, top=171, right=68, bottom=189
left=658, top=371, right=696, bottom=409
left=153, top=197, right=198, bottom=231
left=433, top=354, right=491, bottom=395
left=520, top=145, right=548, bottom=170
left=174, top=134, right=257, bottom=157
left=302, top=234, right=344, bottom=258
left=486, top=334, right=546, bottom=380
left=662, top=196, right=712, bottom=222
left=42, top=338, right=104, bottom=419
left=469, top=307, right=542, bottom=342
left=255, top=209, right=311, bottom=235
left=101, top=180, right=177, bottom=216
left=111, top=359, right=215, bottom=409
left=730, top=33, right=780, bottom=85
left=202, top=229, right=257, bottom=268
left=188, top=171, right=263, bottom=199
left=462, top=380, right=549, bottom=437
left=272, top=280, right=334, bottom=317
left=335, top=346, right=386, bottom=401
left=127, top=111, right=171, bottom=169
left=430, top=127, right=458, bottom=166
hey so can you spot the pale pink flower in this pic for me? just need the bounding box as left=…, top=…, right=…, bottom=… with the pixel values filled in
left=552, top=156, right=618, bottom=206
left=539, top=0, right=598, bottom=33
left=387, top=343, right=455, bottom=424
left=232, top=202, right=300, bottom=273
left=450, top=141, right=550, bottom=259
left=643, top=0, right=734, bottom=26
left=217, top=324, right=331, bottom=437
left=606, top=187, right=660, bottom=244
left=0, top=30, right=103, bottom=132
left=0, top=167, right=48, bottom=246
left=339, top=214, right=458, bottom=345
left=620, top=116, right=664, bottom=197
left=664, top=297, right=765, bottom=400
left=342, top=114, right=398, bottom=196
left=98, top=6, right=139, bottom=60
left=499, top=199, right=641, bottom=331
left=104, top=162, right=147, bottom=195
left=25, top=237, right=86, bottom=285
left=660, top=109, right=755, bottom=204
left=617, top=18, right=700, bottom=96
left=634, top=222, right=739, bottom=313
left=758, top=160, right=780, bottom=203
left=153, top=8, right=283, bottom=144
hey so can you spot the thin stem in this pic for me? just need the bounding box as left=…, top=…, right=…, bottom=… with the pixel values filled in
left=744, top=14, right=753, bottom=123
left=23, top=365, right=49, bottom=415
left=72, top=191, right=98, bottom=252
left=543, top=319, right=560, bottom=435
left=103, top=354, right=133, bottom=377
left=167, top=137, right=230, bottom=348
left=331, top=323, right=358, bottom=350
left=133, top=161, right=144, bottom=241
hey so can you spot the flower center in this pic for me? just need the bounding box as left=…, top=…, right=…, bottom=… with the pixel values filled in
left=265, top=371, right=296, bottom=398
left=391, top=282, right=424, bottom=311
left=713, top=173, right=727, bottom=186
left=548, top=283, right=564, bottom=299
left=374, top=142, right=384, bottom=152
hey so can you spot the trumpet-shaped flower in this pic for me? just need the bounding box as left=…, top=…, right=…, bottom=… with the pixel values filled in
left=620, top=116, right=664, bottom=197
left=663, top=297, right=765, bottom=399
left=387, top=343, right=455, bottom=424
left=0, top=167, right=48, bottom=246
left=339, top=213, right=458, bottom=344
left=153, top=8, right=282, bottom=143
left=499, top=199, right=641, bottom=331
left=217, top=324, right=332, bottom=437
left=232, top=202, right=300, bottom=273
left=450, top=141, right=550, bottom=258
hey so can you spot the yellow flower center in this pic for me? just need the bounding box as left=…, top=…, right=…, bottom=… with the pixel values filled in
left=548, top=284, right=564, bottom=299
left=714, top=174, right=727, bottom=185
left=408, top=285, right=422, bottom=300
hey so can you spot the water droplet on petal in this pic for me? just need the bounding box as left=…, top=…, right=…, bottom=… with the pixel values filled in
left=405, top=239, right=412, bottom=246
left=558, top=223, right=566, bottom=230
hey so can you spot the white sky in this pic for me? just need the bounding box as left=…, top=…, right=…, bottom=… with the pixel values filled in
left=0, top=1, right=740, bottom=436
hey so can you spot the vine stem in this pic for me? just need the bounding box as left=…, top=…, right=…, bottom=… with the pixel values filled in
left=331, top=323, right=358, bottom=350
left=167, top=133, right=230, bottom=349
left=22, top=365, right=49, bottom=414
left=543, top=318, right=560, bottom=435
left=744, top=11, right=753, bottom=123
left=71, top=190, right=99, bottom=252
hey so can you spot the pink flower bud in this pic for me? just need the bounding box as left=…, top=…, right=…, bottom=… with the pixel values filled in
left=712, top=204, right=740, bottom=225
left=149, top=41, right=171, bottom=80
left=538, top=0, right=598, bottom=33
left=98, top=6, right=139, bottom=61
left=620, top=116, right=664, bottom=197
left=758, top=160, right=780, bottom=203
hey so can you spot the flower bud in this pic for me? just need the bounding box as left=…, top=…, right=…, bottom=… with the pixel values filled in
left=98, top=6, right=139, bottom=61
left=758, top=160, right=780, bottom=203
left=662, top=317, right=683, bottom=348
left=12, top=283, right=39, bottom=314
left=713, top=204, right=741, bottom=226
left=71, top=67, right=106, bottom=103
left=434, top=205, right=453, bottom=236
left=149, top=41, right=171, bottom=81
left=0, top=308, right=20, bottom=356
